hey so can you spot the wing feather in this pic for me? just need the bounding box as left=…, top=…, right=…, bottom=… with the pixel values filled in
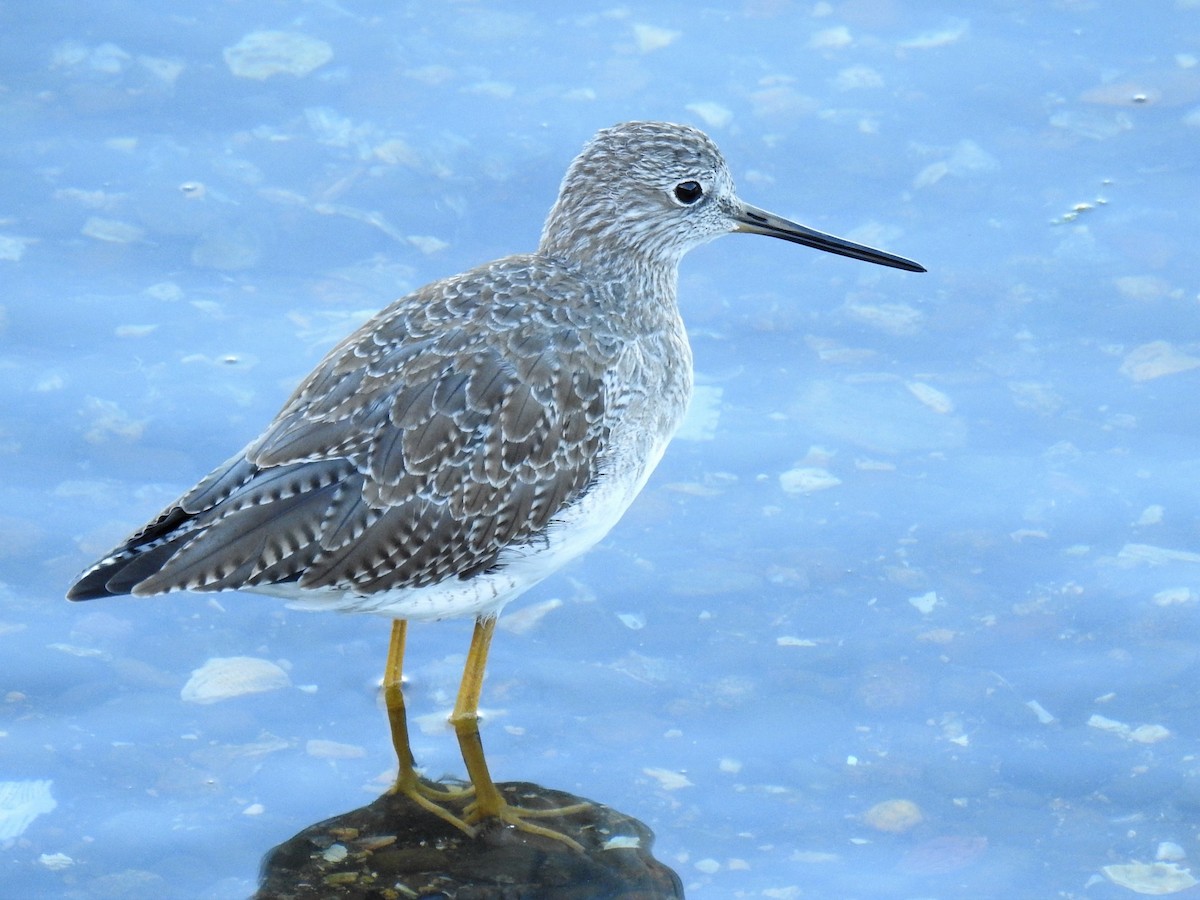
left=67, top=257, right=617, bottom=604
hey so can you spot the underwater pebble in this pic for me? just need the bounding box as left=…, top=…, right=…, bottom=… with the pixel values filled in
left=901, top=19, right=969, bottom=50
left=466, top=80, right=515, bottom=99
left=602, top=835, right=641, bottom=850
left=909, top=591, right=940, bottom=615
left=777, top=635, right=819, bottom=647
left=1116, top=544, right=1200, bottom=566
left=1130, top=724, right=1171, bottom=744
left=1115, top=277, right=1177, bottom=302
left=1025, top=699, right=1057, bottom=724
left=1050, top=109, right=1134, bottom=140
left=1088, top=715, right=1171, bottom=744
left=498, top=597, right=562, bottom=635
left=1152, top=587, right=1195, bottom=606
left=81, top=217, right=144, bottom=244
left=632, top=23, right=679, bottom=52
left=306, top=739, right=366, bottom=759
left=224, top=31, right=332, bottom=80
left=180, top=656, right=290, bottom=704
left=114, top=324, right=158, bottom=338
left=38, top=852, right=73, bottom=871
left=1102, top=861, right=1198, bottom=894
left=49, top=642, right=110, bottom=660
left=685, top=101, right=733, bottom=128
left=917, top=627, right=957, bottom=644
left=1120, top=341, right=1200, bottom=382
left=666, top=481, right=723, bottom=497
left=811, top=26, right=852, bottom=50
left=321, top=843, right=348, bottom=863
left=0, top=234, right=32, bottom=261
left=1157, top=842, right=1186, bottom=862
left=373, top=138, right=419, bottom=166
left=834, top=65, right=884, bottom=90
left=1089, top=714, right=1129, bottom=735
left=643, top=767, right=693, bottom=791
left=779, top=467, right=840, bottom=494
left=913, top=139, right=998, bottom=188
left=1136, top=505, right=1165, bottom=526
left=191, top=229, right=262, bottom=270
left=906, top=381, right=955, bottom=414
left=406, top=235, right=449, bottom=255
left=81, top=397, right=145, bottom=443
left=617, top=612, right=646, bottom=630
left=843, top=300, right=923, bottom=335
left=855, top=457, right=895, bottom=471
left=863, top=799, right=923, bottom=834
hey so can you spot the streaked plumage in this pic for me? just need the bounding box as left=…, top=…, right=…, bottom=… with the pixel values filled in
left=68, top=122, right=921, bottom=616
left=67, top=121, right=923, bottom=841
left=70, top=257, right=632, bottom=616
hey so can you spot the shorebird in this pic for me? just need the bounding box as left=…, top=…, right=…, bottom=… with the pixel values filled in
left=68, top=121, right=924, bottom=844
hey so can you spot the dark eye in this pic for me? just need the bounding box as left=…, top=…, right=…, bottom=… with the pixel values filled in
left=673, top=180, right=704, bottom=205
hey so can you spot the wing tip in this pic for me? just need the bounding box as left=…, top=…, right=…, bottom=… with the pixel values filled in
left=65, top=545, right=170, bottom=601
left=66, top=563, right=123, bottom=601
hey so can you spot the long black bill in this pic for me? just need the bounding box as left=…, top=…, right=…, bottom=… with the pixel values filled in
left=734, top=202, right=926, bottom=273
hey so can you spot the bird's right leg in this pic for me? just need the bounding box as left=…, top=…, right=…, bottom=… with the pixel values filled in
left=451, top=615, right=586, bottom=850
left=384, top=618, right=475, bottom=833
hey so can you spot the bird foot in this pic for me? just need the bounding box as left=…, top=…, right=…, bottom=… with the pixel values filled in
left=464, top=784, right=590, bottom=852
left=389, top=773, right=478, bottom=837
left=392, top=776, right=590, bottom=851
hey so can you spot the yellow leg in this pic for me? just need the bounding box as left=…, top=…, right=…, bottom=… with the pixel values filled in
left=450, top=615, right=505, bottom=818
left=451, top=615, right=588, bottom=851
left=384, top=619, right=415, bottom=776
left=384, top=619, right=475, bottom=834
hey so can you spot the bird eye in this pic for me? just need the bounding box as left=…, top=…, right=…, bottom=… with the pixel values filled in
left=673, top=180, right=704, bottom=205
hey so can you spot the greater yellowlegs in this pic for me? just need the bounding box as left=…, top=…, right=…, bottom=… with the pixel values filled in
left=68, top=121, right=924, bottom=843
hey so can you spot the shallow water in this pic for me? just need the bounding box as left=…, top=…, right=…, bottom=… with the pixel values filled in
left=4, top=2, right=1200, bottom=898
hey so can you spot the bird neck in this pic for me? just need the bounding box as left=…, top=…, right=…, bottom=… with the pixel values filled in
left=538, top=202, right=686, bottom=279
left=535, top=243, right=682, bottom=331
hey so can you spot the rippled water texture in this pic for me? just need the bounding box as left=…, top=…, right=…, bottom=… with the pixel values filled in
left=4, top=3, right=1200, bottom=898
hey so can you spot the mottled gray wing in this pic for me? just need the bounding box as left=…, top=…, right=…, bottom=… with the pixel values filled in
left=68, top=261, right=614, bottom=601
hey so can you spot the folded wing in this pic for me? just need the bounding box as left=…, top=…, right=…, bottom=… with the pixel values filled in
left=68, top=263, right=612, bottom=601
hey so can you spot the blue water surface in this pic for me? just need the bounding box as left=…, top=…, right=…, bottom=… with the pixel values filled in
left=4, top=2, right=1200, bottom=898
